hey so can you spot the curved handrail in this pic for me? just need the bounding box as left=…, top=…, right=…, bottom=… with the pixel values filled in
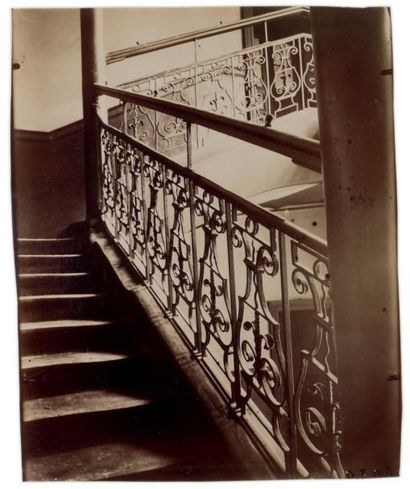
left=106, top=7, right=310, bottom=64
left=99, top=118, right=327, bottom=257
left=94, top=84, right=322, bottom=172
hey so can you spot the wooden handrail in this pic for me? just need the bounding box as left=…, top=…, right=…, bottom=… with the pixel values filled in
left=94, top=84, right=321, bottom=172
left=99, top=119, right=327, bottom=257
left=106, top=7, right=310, bottom=64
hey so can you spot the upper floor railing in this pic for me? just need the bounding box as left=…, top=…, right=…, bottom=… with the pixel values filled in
left=101, top=84, right=321, bottom=171
left=106, top=7, right=316, bottom=156
left=94, top=81, right=342, bottom=478
left=119, top=33, right=316, bottom=129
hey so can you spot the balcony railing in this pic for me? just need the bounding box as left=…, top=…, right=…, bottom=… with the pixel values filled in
left=120, top=34, right=316, bottom=130
left=106, top=7, right=316, bottom=157
left=94, top=82, right=343, bottom=478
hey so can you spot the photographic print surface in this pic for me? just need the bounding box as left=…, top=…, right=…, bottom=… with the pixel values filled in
left=11, top=5, right=401, bottom=481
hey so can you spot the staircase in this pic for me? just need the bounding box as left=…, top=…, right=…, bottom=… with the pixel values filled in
left=17, top=236, right=244, bottom=481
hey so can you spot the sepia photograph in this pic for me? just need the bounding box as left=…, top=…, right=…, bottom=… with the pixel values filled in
left=6, top=1, right=404, bottom=483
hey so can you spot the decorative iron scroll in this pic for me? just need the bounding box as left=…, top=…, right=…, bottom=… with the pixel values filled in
left=290, top=241, right=343, bottom=477
left=165, top=168, right=196, bottom=332
left=120, top=101, right=187, bottom=156
left=230, top=212, right=290, bottom=454
left=119, top=33, right=316, bottom=153
left=270, top=39, right=302, bottom=118
left=98, top=97, right=340, bottom=477
left=301, top=37, right=317, bottom=109
left=195, top=188, right=235, bottom=396
left=100, top=129, right=116, bottom=236
left=233, top=47, right=269, bottom=123
left=129, top=148, right=146, bottom=274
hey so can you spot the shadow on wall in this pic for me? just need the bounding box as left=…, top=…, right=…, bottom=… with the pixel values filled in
left=12, top=125, right=86, bottom=238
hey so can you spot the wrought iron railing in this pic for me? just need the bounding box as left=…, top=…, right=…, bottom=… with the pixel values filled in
left=94, top=83, right=342, bottom=478
left=102, top=84, right=321, bottom=171
left=107, top=8, right=316, bottom=156
left=120, top=34, right=316, bottom=129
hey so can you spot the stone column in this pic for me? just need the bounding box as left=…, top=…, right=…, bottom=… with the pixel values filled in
left=80, top=8, right=107, bottom=225
left=310, top=7, right=400, bottom=477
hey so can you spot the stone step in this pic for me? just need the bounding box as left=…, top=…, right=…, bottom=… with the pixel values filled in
left=19, top=319, right=143, bottom=356
left=20, top=318, right=118, bottom=333
left=18, top=272, right=100, bottom=295
left=23, top=401, right=234, bottom=481
left=20, top=350, right=178, bottom=401
left=25, top=440, right=181, bottom=481
left=21, top=351, right=132, bottom=399
left=17, top=234, right=244, bottom=482
left=17, top=238, right=84, bottom=255
left=18, top=293, right=111, bottom=322
left=18, top=254, right=88, bottom=274
left=21, top=351, right=129, bottom=371
left=23, top=389, right=155, bottom=422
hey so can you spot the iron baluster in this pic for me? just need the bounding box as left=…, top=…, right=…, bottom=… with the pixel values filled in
left=230, top=55, right=236, bottom=119
left=154, top=78, right=159, bottom=151
left=189, top=183, right=203, bottom=358
left=140, top=151, right=151, bottom=283
left=112, top=135, right=120, bottom=241
left=278, top=231, right=297, bottom=475
left=264, top=45, right=272, bottom=120
left=186, top=122, right=193, bottom=169
left=225, top=201, right=242, bottom=415
left=263, top=20, right=269, bottom=43
left=194, top=38, right=200, bottom=149
left=263, top=21, right=272, bottom=118
left=186, top=123, right=202, bottom=356
left=161, top=164, right=174, bottom=315
left=298, top=36, right=306, bottom=111
left=96, top=120, right=103, bottom=213
left=126, top=143, right=133, bottom=258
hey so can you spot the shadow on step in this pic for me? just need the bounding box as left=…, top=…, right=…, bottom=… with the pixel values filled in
left=23, top=394, right=244, bottom=481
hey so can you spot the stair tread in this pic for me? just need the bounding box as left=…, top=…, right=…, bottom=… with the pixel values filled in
left=23, top=389, right=154, bottom=422
left=20, top=319, right=117, bottom=332
left=18, top=253, right=83, bottom=259
left=22, top=351, right=129, bottom=370
left=17, top=239, right=84, bottom=256
left=25, top=442, right=180, bottom=481
left=18, top=235, right=233, bottom=481
left=18, top=272, right=99, bottom=297
left=20, top=293, right=104, bottom=301
left=19, top=272, right=92, bottom=278
left=18, top=253, right=88, bottom=274
left=18, top=238, right=79, bottom=242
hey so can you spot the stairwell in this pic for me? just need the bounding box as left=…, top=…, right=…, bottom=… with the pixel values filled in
left=17, top=235, right=250, bottom=481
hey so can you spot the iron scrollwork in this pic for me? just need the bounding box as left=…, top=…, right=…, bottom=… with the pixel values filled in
left=143, top=156, right=168, bottom=298
left=97, top=32, right=337, bottom=473
left=270, top=39, right=302, bottom=117
left=231, top=213, right=290, bottom=453
left=128, top=149, right=147, bottom=273
left=195, top=190, right=235, bottom=388
left=100, top=128, right=116, bottom=234
left=123, top=34, right=316, bottom=154
left=291, top=241, right=343, bottom=476
left=165, top=169, right=195, bottom=320
left=235, top=48, right=269, bottom=123
left=302, top=37, right=317, bottom=109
